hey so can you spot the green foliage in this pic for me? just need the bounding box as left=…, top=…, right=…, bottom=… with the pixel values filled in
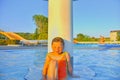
left=16, top=32, right=34, bottom=40
left=0, top=32, right=33, bottom=45
left=75, top=33, right=99, bottom=41
left=0, top=34, right=8, bottom=45
left=105, top=37, right=110, bottom=41
left=0, top=34, right=7, bottom=39
left=33, top=15, right=48, bottom=40
left=0, top=40, right=7, bottom=45
left=33, top=28, right=39, bottom=39
left=117, top=32, right=120, bottom=41
left=0, top=39, right=20, bottom=45
left=7, top=40, right=20, bottom=44
left=38, top=33, right=48, bottom=40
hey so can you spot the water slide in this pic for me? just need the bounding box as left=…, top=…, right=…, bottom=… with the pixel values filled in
left=0, top=32, right=25, bottom=40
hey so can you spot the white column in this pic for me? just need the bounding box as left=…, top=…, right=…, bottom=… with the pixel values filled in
left=48, top=0, right=73, bottom=54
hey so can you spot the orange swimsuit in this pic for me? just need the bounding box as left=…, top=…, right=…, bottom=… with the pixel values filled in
left=42, top=52, right=68, bottom=80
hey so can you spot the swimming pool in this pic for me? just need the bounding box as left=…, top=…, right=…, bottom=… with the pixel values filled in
left=0, top=44, right=120, bottom=80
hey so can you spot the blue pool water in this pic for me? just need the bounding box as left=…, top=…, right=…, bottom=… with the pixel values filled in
left=0, top=44, right=120, bottom=80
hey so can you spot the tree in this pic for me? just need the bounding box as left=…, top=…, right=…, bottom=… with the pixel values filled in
left=117, top=32, right=120, bottom=41
left=76, top=33, right=84, bottom=41
left=75, top=33, right=98, bottom=41
left=33, top=28, right=39, bottom=39
left=33, top=15, right=48, bottom=40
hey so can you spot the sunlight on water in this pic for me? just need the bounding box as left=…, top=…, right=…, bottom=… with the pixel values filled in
left=0, top=44, right=120, bottom=80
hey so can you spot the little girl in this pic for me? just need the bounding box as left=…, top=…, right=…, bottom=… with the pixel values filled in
left=42, top=37, right=73, bottom=80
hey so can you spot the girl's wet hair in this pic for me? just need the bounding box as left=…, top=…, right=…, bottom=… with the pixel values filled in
left=52, top=37, right=64, bottom=46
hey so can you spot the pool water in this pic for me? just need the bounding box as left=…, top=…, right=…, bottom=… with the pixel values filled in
left=0, top=44, right=120, bottom=80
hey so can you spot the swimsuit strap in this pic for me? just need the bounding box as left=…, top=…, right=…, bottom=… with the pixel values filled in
left=63, top=52, right=68, bottom=62
left=49, top=52, right=67, bottom=61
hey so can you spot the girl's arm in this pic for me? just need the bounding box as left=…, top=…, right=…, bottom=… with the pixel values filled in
left=42, top=75, right=47, bottom=80
left=66, top=52, right=80, bottom=78
left=65, top=52, right=73, bottom=76
left=42, top=54, right=51, bottom=80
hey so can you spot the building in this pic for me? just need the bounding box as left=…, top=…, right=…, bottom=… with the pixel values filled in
left=110, top=30, right=120, bottom=42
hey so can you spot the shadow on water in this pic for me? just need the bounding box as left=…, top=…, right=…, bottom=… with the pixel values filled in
left=99, top=44, right=120, bottom=51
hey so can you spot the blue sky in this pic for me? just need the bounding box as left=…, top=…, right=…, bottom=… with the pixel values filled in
left=0, top=0, right=120, bottom=38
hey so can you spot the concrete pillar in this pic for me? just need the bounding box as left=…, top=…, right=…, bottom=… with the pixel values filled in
left=48, top=0, right=73, bottom=54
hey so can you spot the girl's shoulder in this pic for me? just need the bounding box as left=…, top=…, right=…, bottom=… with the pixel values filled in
left=47, top=52, right=54, bottom=56
left=63, top=51, right=69, bottom=56
left=46, top=52, right=70, bottom=58
left=46, top=52, right=57, bottom=60
left=47, top=52, right=68, bottom=56
left=46, top=52, right=53, bottom=58
left=63, top=51, right=69, bottom=54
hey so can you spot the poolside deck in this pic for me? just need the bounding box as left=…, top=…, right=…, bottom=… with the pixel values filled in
left=76, top=41, right=120, bottom=44
left=0, top=45, right=47, bottom=50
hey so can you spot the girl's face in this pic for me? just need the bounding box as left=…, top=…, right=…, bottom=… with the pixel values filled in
left=52, top=42, right=64, bottom=54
